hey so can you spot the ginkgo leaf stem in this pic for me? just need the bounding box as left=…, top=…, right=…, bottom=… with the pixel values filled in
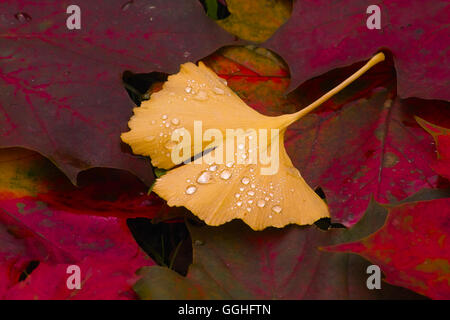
left=285, top=52, right=385, bottom=126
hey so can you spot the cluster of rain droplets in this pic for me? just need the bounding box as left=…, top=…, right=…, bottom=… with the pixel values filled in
left=183, top=160, right=286, bottom=220
left=182, top=76, right=229, bottom=103
left=153, top=73, right=285, bottom=219
left=146, top=112, right=183, bottom=164
left=147, top=75, right=231, bottom=164
left=14, top=12, right=32, bottom=22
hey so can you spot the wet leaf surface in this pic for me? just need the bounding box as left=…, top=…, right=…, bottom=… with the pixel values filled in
left=0, top=0, right=235, bottom=185
left=264, top=0, right=449, bottom=100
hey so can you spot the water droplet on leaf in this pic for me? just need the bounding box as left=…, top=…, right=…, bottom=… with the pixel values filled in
left=14, top=12, right=32, bottom=22
left=185, top=185, right=197, bottom=195
left=194, top=90, right=208, bottom=101
left=197, top=171, right=212, bottom=184
left=121, top=1, right=133, bottom=11
left=220, top=170, right=232, bottom=180
left=257, top=200, right=266, bottom=208
left=213, top=87, right=224, bottom=95
left=272, top=205, right=282, bottom=214
left=218, top=78, right=227, bottom=86
left=165, top=141, right=177, bottom=150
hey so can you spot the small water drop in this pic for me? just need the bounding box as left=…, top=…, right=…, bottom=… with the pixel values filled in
left=247, top=200, right=253, bottom=204
left=183, top=51, right=191, bottom=58
left=235, top=193, right=240, bottom=198
left=194, top=90, right=208, bottom=101
left=171, top=118, right=180, bottom=125
left=145, top=136, right=155, bottom=142
left=226, top=162, right=234, bottom=168
left=220, top=170, right=232, bottom=180
left=185, top=185, right=197, bottom=195
left=247, top=208, right=252, bottom=212
left=183, top=97, right=187, bottom=101
left=247, top=191, right=255, bottom=196
left=165, top=122, right=170, bottom=128
left=219, top=78, right=227, bottom=86
left=161, top=114, right=168, bottom=120
left=14, top=12, right=32, bottom=22
left=165, top=141, right=177, bottom=150
left=251, top=183, right=256, bottom=188
left=257, top=200, right=266, bottom=208
left=194, top=239, right=204, bottom=246
left=239, top=187, right=244, bottom=192
left=151, top=120, right=156, bottom=125
left=197, top=171, right=212, bottom=184
left=213, top=87, right=224, bottom=95
left=185, top=86, right=192, bottom=93
left=121, top=0, right=133, bottom=11
left=241, top=177, right=250, bottom=185
left=238, top=144, right=244, bottom=150
left=272, top=205, right=282, bottom=214
left=209, top=165, right=218, bottom=172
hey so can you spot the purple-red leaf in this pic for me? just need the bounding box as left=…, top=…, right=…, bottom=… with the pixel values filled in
left=4, top=257, right=144, bottom=300
left=134, top=205, right=428, bottom=299
left=326, top=198, right=450, bottom=299
left=264, top=0, right=449, bottom=100
left=203, top=47, right=449, bottom=226
left=417, top=118, right=450, bottom=180
left=0, top=0, right=234, bottom=185
left=0, top=148, right=155, bottom=299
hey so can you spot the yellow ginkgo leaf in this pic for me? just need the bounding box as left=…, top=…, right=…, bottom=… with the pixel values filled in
left=153, top=139, right=329, bottom=230
left=122, top=52, right=385, bottom=230
left=121, top=61, right=280, bottom=169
